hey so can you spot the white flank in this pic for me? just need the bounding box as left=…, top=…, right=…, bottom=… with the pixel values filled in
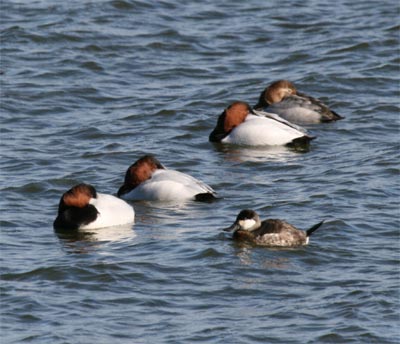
left=81, top=193, right=135, bottom=229
left=222, top=114, right=305, bottom=146
left=120, top=169, right=215, bottom=202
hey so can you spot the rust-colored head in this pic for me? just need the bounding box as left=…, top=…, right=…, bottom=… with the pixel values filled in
left=62, top=183, right=97, bottom=208
left=209, top=101, right=252, bottom=142
left=255, top=80, right=297, bottom=108
left=118, top=155, right=164, bottom=196
left=55, top=183, right=99, bottom=230
left=224, top=101, right=251, bottom=132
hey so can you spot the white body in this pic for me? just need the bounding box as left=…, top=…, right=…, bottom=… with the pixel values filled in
left=120, top=169, right=215, bottom=201
left=222, top=113, right=307, bottom=146
left=81, top=193, right=135, bottom=229
left=267, top=95, right=325, bottom=124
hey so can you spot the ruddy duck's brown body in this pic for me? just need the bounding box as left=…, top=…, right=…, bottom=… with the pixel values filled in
left=224, top=209, right=324, bottom=247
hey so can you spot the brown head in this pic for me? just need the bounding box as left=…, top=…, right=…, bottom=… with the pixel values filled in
left=60, top=183, right=97, bottom=210
left=209, top=101, right=252, bottom=142
left=54, top=183, right=99, bottom=230
left=254, top=80, right=297, bottom=109
left=118, top=155, right=164, bottom=196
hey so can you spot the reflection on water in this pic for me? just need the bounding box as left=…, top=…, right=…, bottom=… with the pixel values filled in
left=229, top=242, right=294, bottom=269
left=212, top=143, right=309, bottom=163
left=55, top=223, right=136, bottom=253
left=2, top=0, right=398, bottom=342
left=131, top=200, right=204, bottom=225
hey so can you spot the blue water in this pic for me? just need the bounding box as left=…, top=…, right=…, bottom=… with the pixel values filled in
left=1, top=0, right=399, bottom=343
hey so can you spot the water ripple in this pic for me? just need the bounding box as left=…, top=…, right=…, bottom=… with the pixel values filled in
left=1, top=0, right=399, bottom=343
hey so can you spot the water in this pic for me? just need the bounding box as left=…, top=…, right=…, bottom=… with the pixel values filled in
left=1, top=0, right=399, bottom=343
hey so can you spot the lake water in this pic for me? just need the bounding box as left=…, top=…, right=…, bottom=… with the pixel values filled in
left=1, top=0, right=399, bottom=343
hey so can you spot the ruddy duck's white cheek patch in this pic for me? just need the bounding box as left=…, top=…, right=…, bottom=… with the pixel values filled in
left=239, top=219, right=256, bottom=230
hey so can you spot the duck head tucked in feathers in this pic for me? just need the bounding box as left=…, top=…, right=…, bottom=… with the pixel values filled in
left=254, top=80, right=344, bottom=124
left=117, top=155, right=165, bottom=197
left=210, top=101, right=314, bottom=147
left=54, top=183, right=135, bottom=231
left=118, top=155, right=217, bottom=202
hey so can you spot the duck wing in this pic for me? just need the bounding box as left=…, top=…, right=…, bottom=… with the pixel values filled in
left=290, top=93, right=343, bottom=121
left=252, top=109, right=309, bottom=134
left=151, top=169, right=216, bottom=195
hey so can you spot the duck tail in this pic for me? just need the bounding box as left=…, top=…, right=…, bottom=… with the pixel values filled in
left=321, top=110, right=345, bottom=122
left=194, top=193, right=218, bottom=203
left=331, top=110, right=345, bottom=121
left=306, top=220, right=325, bottom=237
left=287, top=135, right=316, bottom=149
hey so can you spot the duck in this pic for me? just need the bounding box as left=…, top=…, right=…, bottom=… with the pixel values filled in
left=117, top=155, right=217, bottom=202
left=209, top=101, right=314, bottom=147
left=54, top=183, right=135, bottom=231
left=254, top=80, right=344, bottom=124
left=223, top=209, right=324, bottom=247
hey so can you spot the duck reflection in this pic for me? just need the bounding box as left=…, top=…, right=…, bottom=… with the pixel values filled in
left=55, top=222, right=136, bottom=251
left=211, top=143, right=310, bottom=164
left=230, top=242, right=305, bottom=269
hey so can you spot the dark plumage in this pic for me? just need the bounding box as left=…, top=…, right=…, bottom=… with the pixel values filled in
left=223, top=209, right=324, bottom=247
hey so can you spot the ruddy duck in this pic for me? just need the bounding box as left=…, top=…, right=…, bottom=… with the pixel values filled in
left=223, top=209, right=324, bottom=247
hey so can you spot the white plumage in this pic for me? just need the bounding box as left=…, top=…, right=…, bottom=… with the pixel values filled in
left=82, top=193, right=135, bottom=229
left=120, top=169, right=215, bottom=202
left=222, top=114, right=307, bottom=146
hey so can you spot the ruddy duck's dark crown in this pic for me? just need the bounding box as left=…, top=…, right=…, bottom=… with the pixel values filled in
left=236, top=209, right=258, bottom=221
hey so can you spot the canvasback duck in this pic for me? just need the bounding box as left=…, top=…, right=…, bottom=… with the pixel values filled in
left=54, top=183, right=135, bottom=230
left=254, top=80, right=344, bottom=124
left=117, top=155, right=217, bottom=202
left=223, top=209, right=324, bottom=247
left=209, top=101, right=314, bottom=147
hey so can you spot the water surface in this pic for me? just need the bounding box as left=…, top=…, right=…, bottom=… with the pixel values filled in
left=1, top=0, right=399, bottom=343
